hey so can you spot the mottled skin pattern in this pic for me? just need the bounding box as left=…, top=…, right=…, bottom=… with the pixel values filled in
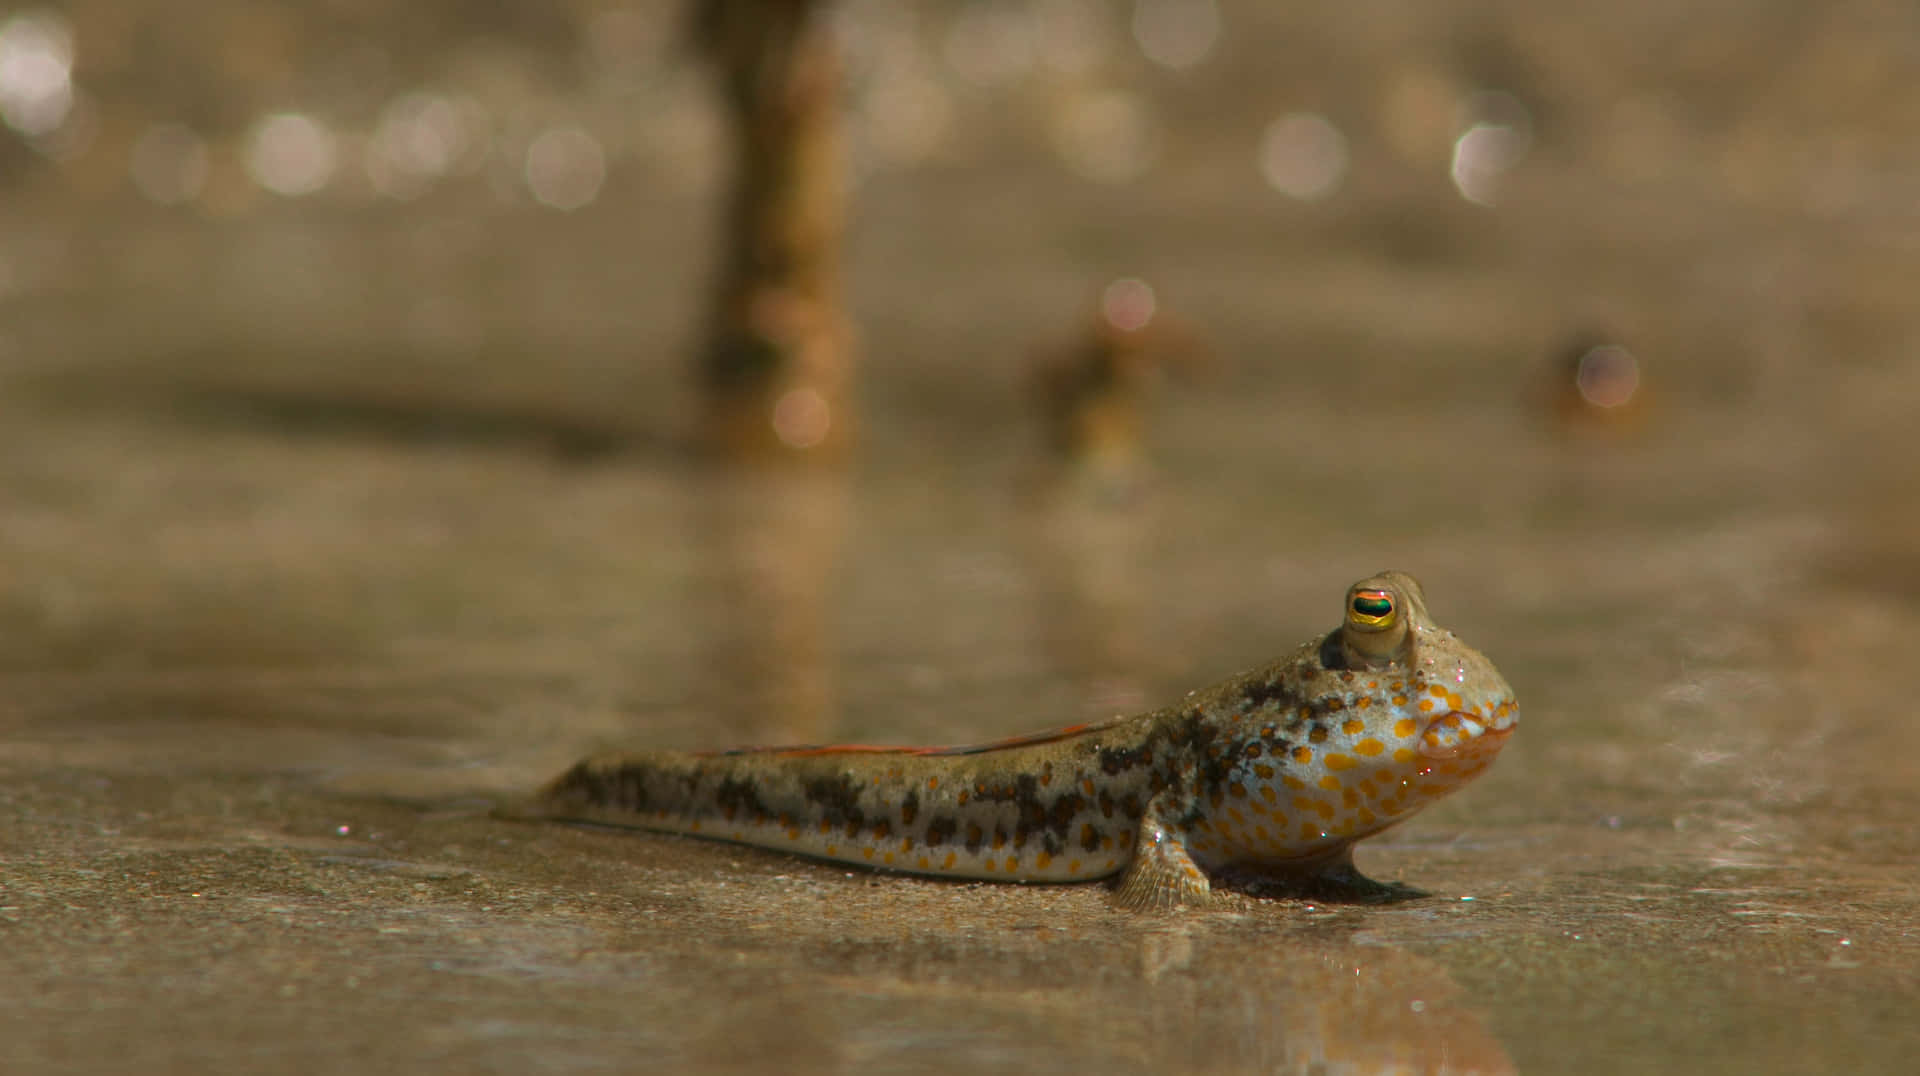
left=538, top=572, right=1519, bottom=908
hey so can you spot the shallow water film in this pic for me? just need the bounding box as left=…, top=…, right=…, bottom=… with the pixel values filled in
left=3, top=3, right=1919, bottom=1074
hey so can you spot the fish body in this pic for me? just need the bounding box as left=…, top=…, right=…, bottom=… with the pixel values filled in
left=538, top=571, right=1518, bottom=908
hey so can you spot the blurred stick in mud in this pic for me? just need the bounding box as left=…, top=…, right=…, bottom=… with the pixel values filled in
left=692, top=0, right=854, bottom=463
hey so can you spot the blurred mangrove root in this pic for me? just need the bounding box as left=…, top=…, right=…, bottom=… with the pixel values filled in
left=693, top=0, right=854, bottom=462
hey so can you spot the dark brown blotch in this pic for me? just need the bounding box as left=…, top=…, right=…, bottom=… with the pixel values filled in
left=714, top=776, right=771, bottom=824
left=925, top=816, right=957, bottom=847
left=802, top=774, right=862, bottom=829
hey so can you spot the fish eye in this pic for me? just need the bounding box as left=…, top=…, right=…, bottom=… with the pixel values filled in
left=1341, top=578, right=1413, bottom=667
left=1348, top=590, right=1396, bottom=630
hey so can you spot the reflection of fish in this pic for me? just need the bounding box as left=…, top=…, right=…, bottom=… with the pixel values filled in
left=538, top=572, right=1518, bottom=909
left=1030, top=278, right=1211, bottom=498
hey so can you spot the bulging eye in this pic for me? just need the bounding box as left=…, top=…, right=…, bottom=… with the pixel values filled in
left=1349, top=590, right=1396, bottom=629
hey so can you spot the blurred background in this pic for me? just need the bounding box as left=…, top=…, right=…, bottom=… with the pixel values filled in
left=3, top=3, right=1918, bottom=1074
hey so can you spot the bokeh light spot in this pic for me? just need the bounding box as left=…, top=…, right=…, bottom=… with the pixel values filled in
left=368, top=92, right=488, bottom=200
left=1101, top=278, right=1156, bottom=333
left=862, top=63, right=953, bottom=166
left=1574, top=346, right=1641, bottom=409
left=1132, top=0, right=1221, bottom=71
left=0, top=9, right=74, bottom=137
left=1051, top=89, right=1157, bottom=184
left=246, top=113, right=339, bottom=197
left=525, top=127, right=606, bottom=211
left=1449, top=91, right=1532, bottom=207
left=1035, top=0, right=1111, bottom=77
left=1258, top=112, right=1348, bottom=201
left=772, top=388, right=832, bottom=450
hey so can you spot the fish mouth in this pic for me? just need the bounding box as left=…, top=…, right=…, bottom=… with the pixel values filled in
left=1418, top=710, right=1517, bottom=761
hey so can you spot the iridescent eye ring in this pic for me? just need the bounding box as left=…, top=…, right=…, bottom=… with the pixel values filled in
left=1349, top=590, right=1396, bottom=628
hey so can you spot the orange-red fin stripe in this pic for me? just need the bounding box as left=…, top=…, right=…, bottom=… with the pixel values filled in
left=701, top=719, right=1121, bottom=759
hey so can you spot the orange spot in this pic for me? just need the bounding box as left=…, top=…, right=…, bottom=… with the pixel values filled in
left=1299, top=821, right=1319, bottom=840
left=901, top=837, right=915, bottom=852
left=1392, top=748, right=1417, bottom=763
left=1343, top=788, right=1360, bottom=807
left=1342, top=719, right=1365, bottom=736
left=1068, top=860, right=1082, bottom=874
left=1393, top=718, right=1418, bottom=738
left=1356, top=696, right=1373, bottom=709
left=1104, top=859, right=1117, bottom=871
left=1228, top=808, right=1247, bottom=825
left=958, top=790, right=969, bottom=806
left=1318, top=776, right=1342, bottom=791
left=1082, top=822, right=1098, bottom=847
left=1419, top=699, right=1434, bottom=713
left=1309, top=728, right=1329, bottom=744
left=1324, top=753, right=1356, bottom=771
left=917, top=856, right=931, bottom=870
left=1082, top=779, right=1096, bottom=797
left=1254, top=764, right=1275, bottom=780
left=862, top=847, right=874, bottom=861
left=786, top=829, right=800, bottom=841
left=883, top=852, right=895, bottom=865
left=1392, top=695, right=1408, bottom=707
left=1313, top=801, right=1335, bottom=820
left=1292, top=747, right=1314, bottom=764
left=942, top=852, right=956, bottom=870
left=1229, top=782, right=1247, bottom=799
left=1354, top=738, right=1385, bottom=757
left=1429, top=683, right=1448, bottom=697
left=1260, top=786, right=1278, bottom=803
left=1005, top=856, right=1018, bottom=872
left=928, top=777, right=939, bottom=790
left=1292, top=796, right=1316, bottom=811
left=1282, top=776, right=1306, bottom=791
left=818, top=819, right=832, bottom=833
left=984, top=859, right=996, bottom=872
left=825, top=844, right=838, bottom=856
left=1248, top=798, right=1269, bottom=816
left=1037, top=852, right=1053, bottom=870
left=992, top=832, right=1006, bottom=850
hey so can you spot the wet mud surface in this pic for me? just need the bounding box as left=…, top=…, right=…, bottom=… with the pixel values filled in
left=6, top=4, right=1920, bottom=1073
